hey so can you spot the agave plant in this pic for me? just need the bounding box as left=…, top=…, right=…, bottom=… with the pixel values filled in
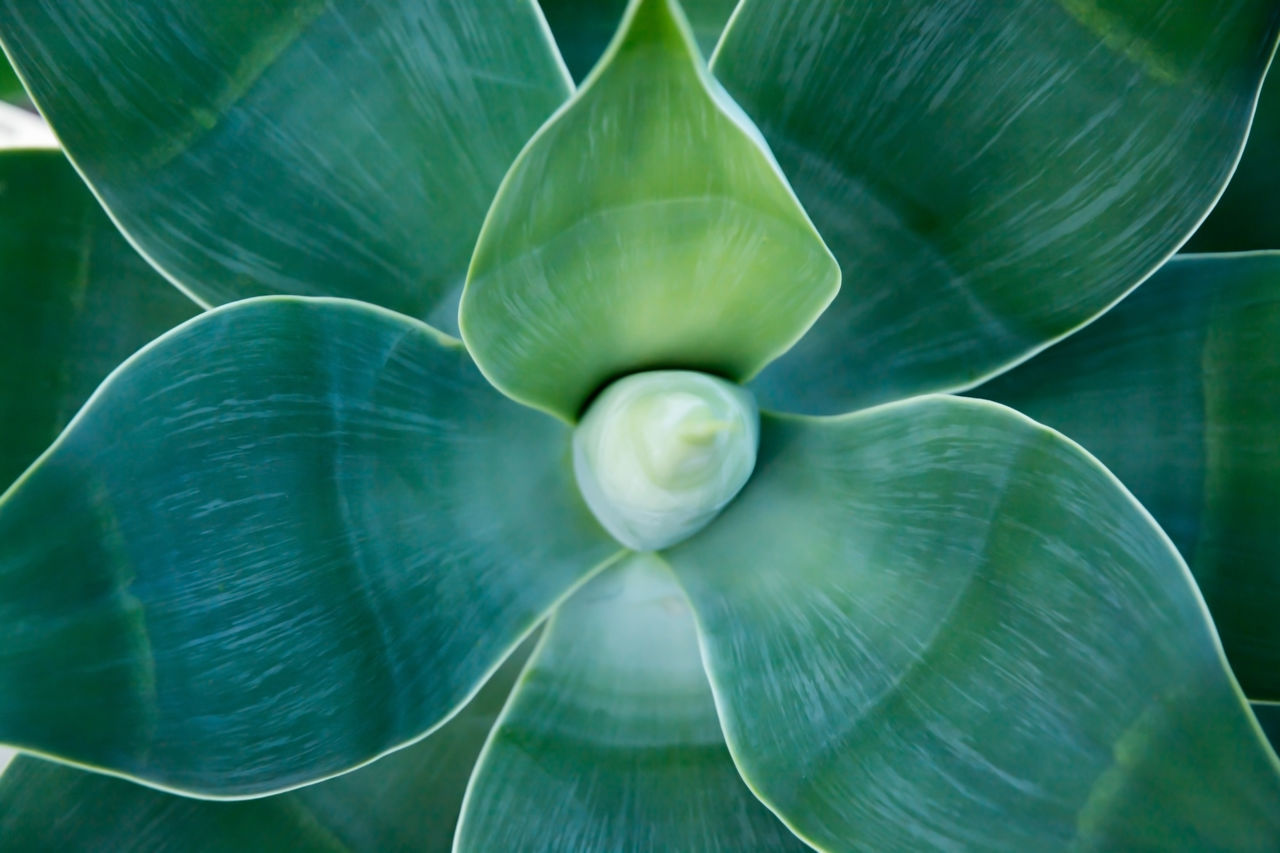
left=1, top=0, right=1280, bottom=848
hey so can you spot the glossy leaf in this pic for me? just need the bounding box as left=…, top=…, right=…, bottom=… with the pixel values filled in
left=1187, top=69, right=1280, bottom=251
left=665, top=396, right=1280, bottom=851
left=0, top=297, right=620, bottom=796
left=713, top=0, right=1280, bottom=414
left=540, top=0, right=739, bottom=81
left=455, top=554, right=805, bottom=852
left=461, top=0, right=839, bottom=421
left=0, top=641, right=530, bottom=852
left=0, top=1, right=572, bottom=328
left=975, top=253, right=1280, bottom=700
left=0, top=149, right=196, bottom=489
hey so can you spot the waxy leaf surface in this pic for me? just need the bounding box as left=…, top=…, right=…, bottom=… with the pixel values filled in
left=666, top=396, right=1280, bottom=851
left=978, top=253, right=1280, bottom=700
left=0, top=643, right=530, bottom=852
left=0, top=298, right=618, bottom=796
left=461, top=0, right=839, bottom=420
left=456, top=554, right=805, bottom=852
left=715, top=0, right=1280, bottom=413
left=0, top=0, right=571, bottom=328
left=0, top=150, right=196, bottom=490
left=540, top=0, right=738, bottom=80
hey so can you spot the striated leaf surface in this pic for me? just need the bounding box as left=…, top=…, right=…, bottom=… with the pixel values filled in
left=0, top=297, right=619, bottom=796
left=666, top=396, right=1280, bottom=851
left=714, top=0, right=1280, bottom=413
left=977, top=253, right=1280, bottom=700
left=0, top=0, right=571, bottom=328
left=0, top=641, right=530, bottom=852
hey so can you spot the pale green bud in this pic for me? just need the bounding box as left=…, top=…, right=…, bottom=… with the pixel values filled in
left=573, top=370, right=759, bottom=551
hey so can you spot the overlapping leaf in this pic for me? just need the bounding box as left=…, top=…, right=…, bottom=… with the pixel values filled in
left=977, top=253, right=1280, bottom=699
left=461, top=0, right=838, bottom=420
left=0, top=298, right=619, bottom=796
left=666, top=396, right=1280, bottom=850
left=715, top=0, right=1280, bottom=413
left=0, top=0, right=572, bottom=328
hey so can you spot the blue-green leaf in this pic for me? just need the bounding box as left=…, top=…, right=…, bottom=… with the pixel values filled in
left=714, top=0, right=1280, bottom=414
left=976, top=252, right=1280, bottom=700
left=461, top=0, right=838, bottom=420
left=0, top=1, right=572, bottom=328
left=455, top=554, right=805, bottom=852
left=0, top=297, right=620, bottom=796
left=0, top=640, right=531, bottom=851
left=0, top=149, right=197, bottom=490
left=665, top=395, right=1280, bottom=851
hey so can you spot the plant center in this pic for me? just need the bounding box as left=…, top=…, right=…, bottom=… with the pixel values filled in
left=573, top=370, right=759, bottom=551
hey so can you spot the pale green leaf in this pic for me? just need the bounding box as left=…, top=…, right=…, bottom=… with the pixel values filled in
left=461, top=0, right=839, bottom=421
left=455, top=554, right=806, bottom=852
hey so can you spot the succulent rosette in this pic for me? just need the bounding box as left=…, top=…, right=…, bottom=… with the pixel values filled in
left=1, top=0, right=1280, bottom=849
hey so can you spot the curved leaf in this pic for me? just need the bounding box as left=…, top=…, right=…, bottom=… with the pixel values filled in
left=665, top=396, right=1280, bottom=851
left=0, top=149, right=197, bottom=489
left=455, top=554, right=805, bottom=852
left=713, top=0, right=1280, bottom=414
left=975, top=253, right=1280, bottom=700
left=461, top=0, right=839, bottom=421
left=0, top=640, right=531, bottom=852
left=1187, top=69, right=1280, bottom=251
left=540, top=0, right=739, bottom=81
left=0, top=297, right=620, bottom=797
left=0, top=1, right=571, bottom=328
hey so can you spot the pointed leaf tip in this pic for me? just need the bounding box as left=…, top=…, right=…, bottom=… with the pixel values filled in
left=460, top=0, right=839, bottom=420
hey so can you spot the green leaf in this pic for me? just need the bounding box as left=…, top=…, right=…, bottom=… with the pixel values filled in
left=975, top=253, right=1280, bottom=701
left=1187, top=69, right=1280, bottom=251
left=0, top=297, right=620, bottom=797
left=455, top=554, right=805, bottom=852
left=460, top=0, right=839, bottom=421
left=0, top=1, right=572, bottom=329
left=0, top=639, right=531, bottom=852
left=713, top=0, right=1280, bottom=414
left=540, top=0, right=739, bottom=81
left=0, top=55, right=23, bottom=102
left=664, top=396, right=1280, bottom=851
left=0, top=149, right=197, bottom=490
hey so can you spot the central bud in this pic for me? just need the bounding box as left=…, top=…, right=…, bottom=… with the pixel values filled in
left=573, top=370, right=759, bottom=551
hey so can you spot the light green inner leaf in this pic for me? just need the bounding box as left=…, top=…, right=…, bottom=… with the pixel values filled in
left=455, top=553, right=805, bottom=852
left=461, top=0, right=839, bottom=421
